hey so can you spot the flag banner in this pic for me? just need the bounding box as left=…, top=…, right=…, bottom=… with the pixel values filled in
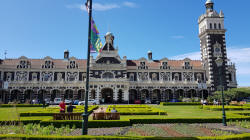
left=90, top=18, right=103, bottom=53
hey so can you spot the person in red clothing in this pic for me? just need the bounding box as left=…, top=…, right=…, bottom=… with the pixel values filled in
left=59, top=99, right=66, bottom=113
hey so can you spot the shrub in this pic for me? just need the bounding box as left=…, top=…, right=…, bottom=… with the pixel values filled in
left=1, top=133, right=250, bottom=140
left=40, top=120, right=131, bottom=128
left=202, top=105, right=250, bottom=111
left=20, top=105, right=98, bottom=117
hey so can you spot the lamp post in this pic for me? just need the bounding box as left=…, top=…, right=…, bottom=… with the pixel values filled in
left=82, top=0, right=92, bottom=135
left=215, top=58, right=227, bottom=126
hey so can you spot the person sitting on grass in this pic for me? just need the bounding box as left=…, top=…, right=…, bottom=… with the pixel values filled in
left=59, top=99, right=66, bottom=113
left=67, top=102, right=76, bottom=113
left=111, top=107, right=117, bottom=113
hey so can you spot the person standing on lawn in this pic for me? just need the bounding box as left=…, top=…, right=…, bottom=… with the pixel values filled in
left=67, top=102, right=76, bottom=113
left=59, top=99, right=66, bottom=113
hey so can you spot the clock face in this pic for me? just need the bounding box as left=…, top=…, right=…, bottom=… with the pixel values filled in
left=215, top=47, right=221, bottom=53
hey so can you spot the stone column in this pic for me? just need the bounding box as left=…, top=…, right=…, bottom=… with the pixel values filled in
left=114, top=87, right=118, bottom=103
left=73, top=89, right=78, bottom=100
left=96, top=87, right=100, bottom=104
left=123, top=89, right=129, bottom=103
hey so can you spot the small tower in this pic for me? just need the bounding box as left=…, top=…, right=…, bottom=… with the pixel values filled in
left=64, top=50, right=69, bottom=59
left=147, top=51, right=152, bottom=61
left=102, top=32, right=115, bottom=51
left=198, top=0, right=229, bottom=91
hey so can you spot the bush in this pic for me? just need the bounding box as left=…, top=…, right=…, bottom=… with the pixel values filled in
left=202, top=105, right=250, bottom=111
left=40, top=120, right=131, bottom=128
left=20, top=106, right=98, bottom=117
left=160, top=102, right=201, bottom=106
left=1, top=133, right=250, bottom=140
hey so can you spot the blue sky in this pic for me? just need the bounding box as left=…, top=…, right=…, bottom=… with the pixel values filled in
left=0, top=0, right=249, bottom=86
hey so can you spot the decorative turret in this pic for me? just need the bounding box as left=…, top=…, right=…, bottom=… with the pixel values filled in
left=147, top=51, right=152, bottom=61
left=102, top=32, right=115, bottom=51
left=64, top=50, right=69, bottom=59
left=205, top=0, right=214, bottom=12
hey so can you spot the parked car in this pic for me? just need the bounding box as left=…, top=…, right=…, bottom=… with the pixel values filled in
left=145, top=99, right=151, bottom=104
left=169, top=99, right=180, bottom=102
left=78, top=99, right=98, bottom=105
left=73, top=100, right=79, bottom=105
left=134, top=100, right=141, bottom=104
left=53, top=98, right=62, bottom=105
left=65, top=99, right=72, bottom=105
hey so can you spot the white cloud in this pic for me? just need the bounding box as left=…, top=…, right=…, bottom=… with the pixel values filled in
left=171, top=35, right=185, bottom=39
left=67, top=1, right=137, bottom=12
left=123, top=1, right=136, bottom=8
left=171, top=52, right=200, bottom=60
left=92, top=3, right=120, bottom=11
left=171, top=47, right=250, bottom=75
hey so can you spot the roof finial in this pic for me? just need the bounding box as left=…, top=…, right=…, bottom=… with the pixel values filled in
left=4, top=50, right=7, bottom=59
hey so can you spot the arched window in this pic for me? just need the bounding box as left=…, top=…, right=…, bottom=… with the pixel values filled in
left=214, top=23, right=217, bottom=29
left=102, top=72, right=114, bottom=79
left=218, top=23, right=221, bottom=29
left=210, top=23, right=212, bottom=29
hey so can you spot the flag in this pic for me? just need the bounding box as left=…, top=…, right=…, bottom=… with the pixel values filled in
left=85, top=1, right=103, bottom=53
left=90, top=18, right=103, bottom=53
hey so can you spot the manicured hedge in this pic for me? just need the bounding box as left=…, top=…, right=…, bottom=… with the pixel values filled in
left=202, top=105, right=250, bottom=111
left=160, top=102, right=201, bottom=106
left=0, top=104, right=46, bottom=107
left=20, top=106, right=98, bottom=117
left=40, top=120, right=131, bottom=128
left=1, top=133, right=250, bottom=140
left=0, top=120, right=41, bottom=125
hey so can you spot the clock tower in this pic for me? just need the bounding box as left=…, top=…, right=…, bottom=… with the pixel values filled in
left=198, top=0, right=229, bottom=91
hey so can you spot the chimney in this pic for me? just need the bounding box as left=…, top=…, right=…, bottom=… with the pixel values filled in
left=148, top=51, right=152, bottom=61
left=64, top=50, right=69, bottom=59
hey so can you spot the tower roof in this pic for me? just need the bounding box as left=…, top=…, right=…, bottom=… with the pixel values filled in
left=206, top=0, right=213, bottom=4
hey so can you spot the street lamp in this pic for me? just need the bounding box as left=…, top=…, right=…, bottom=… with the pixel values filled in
left=215, top=58, right=227, bottom=126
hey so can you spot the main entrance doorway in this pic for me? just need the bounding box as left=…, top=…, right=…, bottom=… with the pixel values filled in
left=101, top=88, right=113, bottom=104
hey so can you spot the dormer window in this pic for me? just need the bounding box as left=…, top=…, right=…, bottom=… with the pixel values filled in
left=42, top=60, right=54, bottom=69
left=161, top=62, right=169, bottom=69
left=184, top=62, right=192, bottom=69
left=138, top=61, right=147, bottom=69
left=67, top=61, right=78, bottom=69
left=17, top=60, right=30, bottom=69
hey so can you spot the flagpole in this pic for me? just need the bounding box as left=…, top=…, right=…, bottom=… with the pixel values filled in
left=82, top=0, right=92, bottom=135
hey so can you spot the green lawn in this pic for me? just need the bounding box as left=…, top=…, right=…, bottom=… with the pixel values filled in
left=1, top=105, right=250, bottom=121
left=0, top=107, right=41, bottom=120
